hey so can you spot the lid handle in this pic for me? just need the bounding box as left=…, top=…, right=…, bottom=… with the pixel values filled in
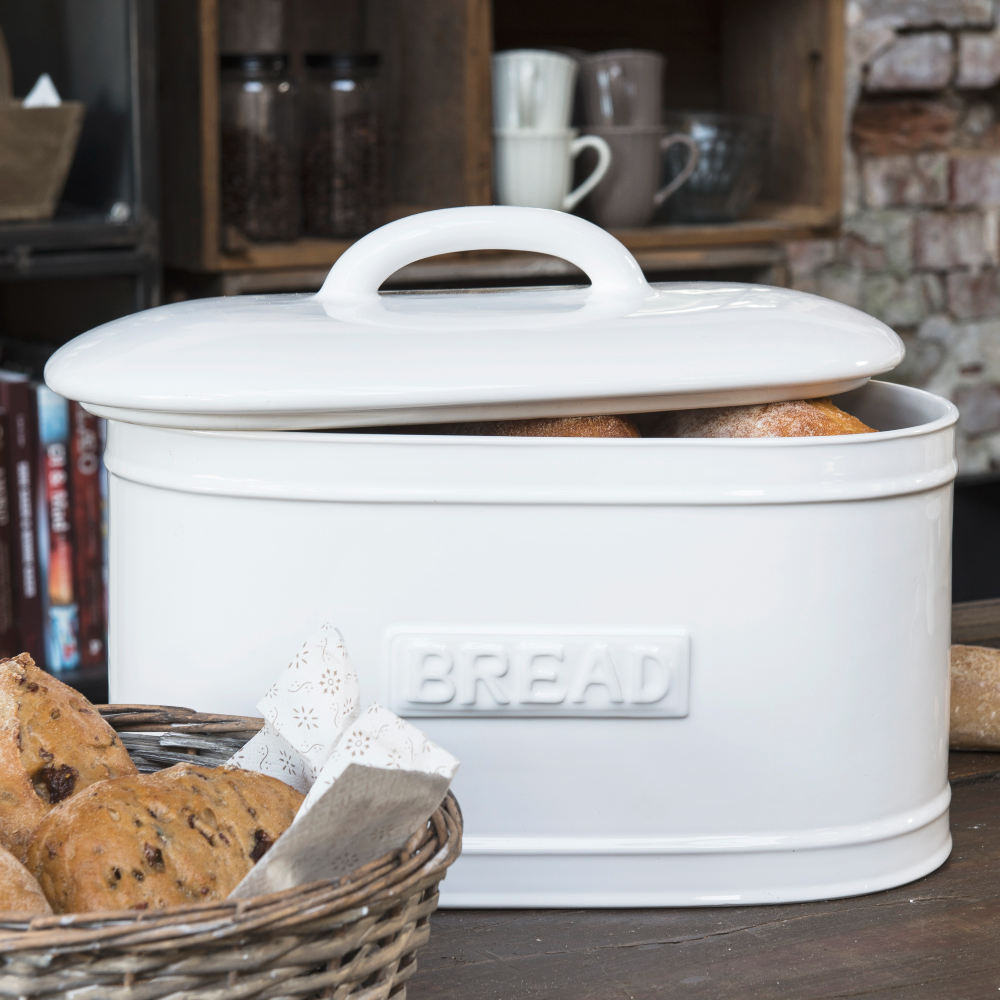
left=316, top=206, right=652, bottom=303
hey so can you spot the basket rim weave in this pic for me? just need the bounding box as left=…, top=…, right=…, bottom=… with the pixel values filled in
left=0, top=705, right=463, bottom=957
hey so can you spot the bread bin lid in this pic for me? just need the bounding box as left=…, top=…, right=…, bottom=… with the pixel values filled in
left=44, top=207, right=904, bottom=431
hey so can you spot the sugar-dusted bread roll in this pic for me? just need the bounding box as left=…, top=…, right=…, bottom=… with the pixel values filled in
left=0, top=843, right=51, bottom=914
left=27, top=763, right=304, bottom=912
left=440, top=415, right=640, bottom=438
left=0, top=654, right=137, bottom=860
left=950, top=644, right=1000, bottom=751
left=653, top=398, right=875, bottom=438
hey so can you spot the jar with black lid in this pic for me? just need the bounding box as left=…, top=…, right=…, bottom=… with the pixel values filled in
left=302, top=52, right=382, bottom=238
left=220, top=53, right=301, bottom=243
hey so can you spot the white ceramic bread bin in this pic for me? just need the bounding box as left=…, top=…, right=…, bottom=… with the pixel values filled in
left=46, top=207, right=957, bottom=908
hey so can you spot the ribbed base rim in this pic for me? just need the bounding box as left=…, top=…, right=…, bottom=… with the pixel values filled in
left=439, top=812, right=952, bottom=908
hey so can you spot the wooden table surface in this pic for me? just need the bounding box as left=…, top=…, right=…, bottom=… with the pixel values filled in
left=410, top=752, right=1000, bottom=999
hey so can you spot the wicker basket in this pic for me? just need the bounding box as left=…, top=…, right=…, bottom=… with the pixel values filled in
left=0, top=25, right=85, bottom=222
left=0, top=705, right=463, bottom=999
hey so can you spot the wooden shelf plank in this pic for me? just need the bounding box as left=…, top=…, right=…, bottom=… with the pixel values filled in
left=212, top=243, right=788, bottom=295
left=0, top=248, right=151, bottom=281
left=612, top=216, right=827, bottom=250
left=210, top=216, right=811, bottom=280
left=217, top=237, right=354, bottom=272
left=953, top=598, right=1000, bottom=648
left=0, top=216, right=143, bottom=252
left=631, top=245, right=786, bottom=273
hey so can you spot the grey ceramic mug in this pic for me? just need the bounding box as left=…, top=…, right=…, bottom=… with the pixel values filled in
left=580, top=49, right=665, bottom=127
left=582, top=125, right=699, bottom=229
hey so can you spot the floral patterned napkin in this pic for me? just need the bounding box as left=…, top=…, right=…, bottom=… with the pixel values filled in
left=227, top=625, right=460, bottom=895
left=228, top=623, right=361, bottom=792
left=232, top=703, right=459, bottom=897
left=301, top=702, right=459, bottom=810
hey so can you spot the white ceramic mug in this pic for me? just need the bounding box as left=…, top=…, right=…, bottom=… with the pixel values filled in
left=492, top=50, right=578, bottom=130
left=493, top=128, right=612, bottom=212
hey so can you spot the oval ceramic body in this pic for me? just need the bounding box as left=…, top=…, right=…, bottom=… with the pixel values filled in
left=105, top=380, right=956, bottom=907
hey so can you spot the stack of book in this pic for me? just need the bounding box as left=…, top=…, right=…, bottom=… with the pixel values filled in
left=0, top=372, right=107, bottom=673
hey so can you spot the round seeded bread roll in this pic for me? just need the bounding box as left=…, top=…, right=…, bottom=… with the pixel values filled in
left=0, top=653, right=137, bottom=860
left=0, top=843, right=51, bottom=914
left=949, top=644, right=1000, bottom=751
left=652, top=398, right=875, bottom=438
left=26, top=763, right=304, bottom=913
left=440, top=415, right=640, bottom=437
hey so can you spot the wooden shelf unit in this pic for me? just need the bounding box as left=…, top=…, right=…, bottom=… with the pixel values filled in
left=159, top=0, right=844, bottom=287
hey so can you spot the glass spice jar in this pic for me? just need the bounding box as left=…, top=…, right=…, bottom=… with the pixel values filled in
left=302, top=52, right=382, bottom=238
left=219, top=53, right=301, bottom=242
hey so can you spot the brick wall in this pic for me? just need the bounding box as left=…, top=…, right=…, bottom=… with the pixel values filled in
left=788, top=0, right=1000, bottom=471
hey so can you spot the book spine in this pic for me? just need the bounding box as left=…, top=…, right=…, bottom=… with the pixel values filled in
left=69, top=403, right=105, bottom=667
left=36, top=387, right=78, bottom=672
left=0, top=411, right=18, bottom=658
left=0, top=381, right=43, bottom=665
left=98, top=418, right=108, bottom=634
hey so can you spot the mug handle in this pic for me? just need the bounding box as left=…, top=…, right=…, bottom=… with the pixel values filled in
left=562, top=135, right=612, bottom=212
left=652, top=134, right=699, bottom=207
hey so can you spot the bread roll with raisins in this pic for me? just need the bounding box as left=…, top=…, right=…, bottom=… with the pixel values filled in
left=27, top=763, right=302, bottom=912
left=0, top=653, right=136, bottom=860
left=0, top=843, right=51, bottom=914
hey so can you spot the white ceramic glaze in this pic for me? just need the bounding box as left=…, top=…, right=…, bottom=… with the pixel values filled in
left=44, top=207, right=904, bottom=430
left=493, top=128, right=612, bottom=211
left=94, top=380, right=957, bottom=907
left=492, top=49, right=578, bottom=130
left=46, top=209, right=953, bottom=907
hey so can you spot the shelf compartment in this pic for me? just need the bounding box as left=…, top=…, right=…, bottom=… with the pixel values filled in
left=161, top=0, right=843, bottom=280
left=171, top=243, right=787, bottom=298
left=204, top=217, right=813, bottom=285
left=160, top=0, right=491, bottom=273
left=494, top=0, right=845, bottom=237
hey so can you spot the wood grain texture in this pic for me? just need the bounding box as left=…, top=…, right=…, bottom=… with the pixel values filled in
left=206, top=243, right=787, bottom=293
left=743, top=202, right=842, bottom=226
left=390, top=0, right=470, bottom=209
left=157, top=0, right=207, bottom=269
left=612, top=218, right=822, bottom=248
left=822, top=0, right=846, bottom=219
left=464, top=0, right=493, bottom=206
left=209, top=217, right=811, bottom=276
left=722, top=0, right=842, bottom=222
left=199, top=0, right=221, bottom=269
left=410, top=756, right=1000, bottom=999
left=218, top=236, right=353, bottom=270
left=949, top=750, right=1000, bottom=784
left=286, top=0, right=362, bottom=53
left=952, top=598, right=1000, bottom=649
left=217, top=0, right=284, bottom=52
left=0, top=18, right=12, bottom=100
